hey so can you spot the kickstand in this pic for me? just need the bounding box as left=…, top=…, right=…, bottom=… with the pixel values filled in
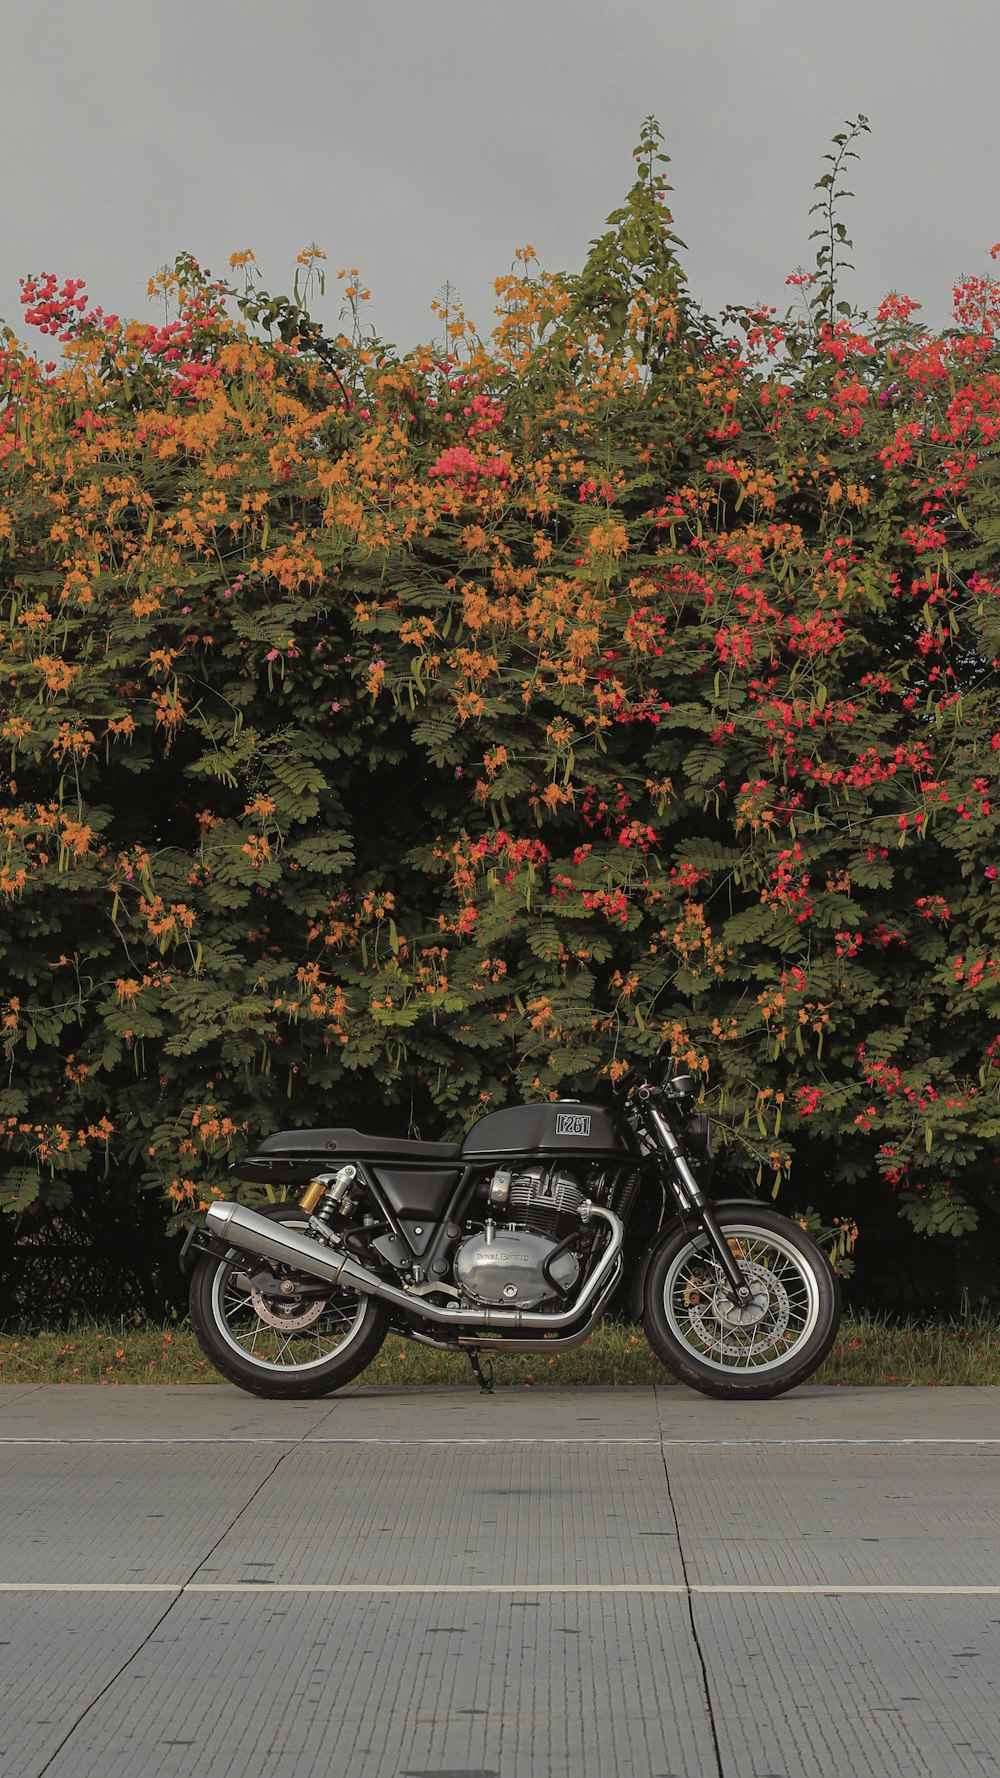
left=467, top=1349, right=495, bottom=1394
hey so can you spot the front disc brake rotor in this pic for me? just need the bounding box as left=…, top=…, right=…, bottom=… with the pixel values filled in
left=249, top=1281, right=329, bottom=1331
left=686, top=1258, right=790, bottom=1356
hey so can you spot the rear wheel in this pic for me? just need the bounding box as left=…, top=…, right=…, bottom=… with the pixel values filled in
left=189, top=1202, right=389, bottom=1398
left=642, top=1205, right=840, bottom=1399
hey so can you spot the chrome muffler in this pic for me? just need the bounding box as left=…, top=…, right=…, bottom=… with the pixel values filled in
left=205, top=1200, right=623, bottom=1331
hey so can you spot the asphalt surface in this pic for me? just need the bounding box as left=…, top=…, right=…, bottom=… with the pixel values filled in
left=2, top=1382, right=1000, bottom=1778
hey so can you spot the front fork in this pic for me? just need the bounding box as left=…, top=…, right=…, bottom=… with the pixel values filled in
left=647, top=1107, right=755, bottom=1305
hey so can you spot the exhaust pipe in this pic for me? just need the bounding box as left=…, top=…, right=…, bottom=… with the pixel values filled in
left=205, top=1199, right=623, bottom=1331
left=457, top=1269, right=622, bottom=1350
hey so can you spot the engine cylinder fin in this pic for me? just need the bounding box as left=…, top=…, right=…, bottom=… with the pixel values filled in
left=505, top=1165, right=586, bottom=1219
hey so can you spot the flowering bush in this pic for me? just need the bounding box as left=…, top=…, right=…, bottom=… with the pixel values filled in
left=2, top=119, right=999, bottom=1306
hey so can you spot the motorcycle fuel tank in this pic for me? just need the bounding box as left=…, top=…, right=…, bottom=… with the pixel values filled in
left=461, top=1100, right=631, bottom=1161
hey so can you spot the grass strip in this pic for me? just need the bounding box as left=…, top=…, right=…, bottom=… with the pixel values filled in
left=2, top=1313, right=1000, bottom=1387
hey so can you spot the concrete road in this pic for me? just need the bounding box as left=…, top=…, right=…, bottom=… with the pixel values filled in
left=2, top=1383, right=1000, bottom=1778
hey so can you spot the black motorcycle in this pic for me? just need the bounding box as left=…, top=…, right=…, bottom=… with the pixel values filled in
left=181, top=1047, right=840, bottom=1400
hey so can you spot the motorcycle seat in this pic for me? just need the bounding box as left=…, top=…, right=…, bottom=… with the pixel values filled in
left=252, top=1127, right=463, bottom=1164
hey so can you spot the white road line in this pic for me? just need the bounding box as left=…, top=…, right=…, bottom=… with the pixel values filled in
left=2, top=1435, right=1000, bottom=1447
left=658, top=1437, right=1000, bottom=1448
left=3, top=1582, right=1000, bottom=1596
left=0, top=1437, right=321, bottom=1447
left=0, top=1436, right=661, bottom=1447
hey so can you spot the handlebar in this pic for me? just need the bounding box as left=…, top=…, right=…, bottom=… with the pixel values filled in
left=607, top=1053, right=700, bottom=1109
left=625, top=1073, right=698, bottom=1107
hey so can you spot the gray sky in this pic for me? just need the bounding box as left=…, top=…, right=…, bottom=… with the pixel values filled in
left=4, top=0, right=998, bottom=354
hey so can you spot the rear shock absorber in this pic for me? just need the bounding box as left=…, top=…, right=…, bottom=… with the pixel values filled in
left=298, top=1165, right=358, bottom=1233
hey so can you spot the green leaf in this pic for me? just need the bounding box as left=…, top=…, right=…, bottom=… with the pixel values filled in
left=0, top=1163, right=40, bottom=1214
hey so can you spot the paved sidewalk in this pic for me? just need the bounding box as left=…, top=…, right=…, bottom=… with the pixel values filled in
left=2, top=1384, right=1000, bottom=1776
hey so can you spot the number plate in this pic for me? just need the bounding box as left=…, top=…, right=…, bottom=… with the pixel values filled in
left=555, top=1112, right=591, bottom=1137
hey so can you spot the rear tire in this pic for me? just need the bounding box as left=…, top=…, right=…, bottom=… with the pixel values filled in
left=642, top=1205, right=840, bottom=1400
left=189, top=1201, right=389, bottom=1398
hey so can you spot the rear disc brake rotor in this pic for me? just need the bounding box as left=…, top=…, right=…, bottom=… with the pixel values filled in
left=249, top=1283, right=329, bottom=1331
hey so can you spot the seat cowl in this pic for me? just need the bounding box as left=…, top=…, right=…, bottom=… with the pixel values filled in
left=250, top=1127, right=463, bottom=1164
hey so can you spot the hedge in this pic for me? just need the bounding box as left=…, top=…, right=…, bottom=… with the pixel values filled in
left=2, top=118, right=999, bottom=1314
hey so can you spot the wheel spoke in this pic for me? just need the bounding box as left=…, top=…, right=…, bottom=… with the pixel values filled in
left=663, top=1223, right=822, bottom=1376
left=209, top=1218, right=368, bottom=1375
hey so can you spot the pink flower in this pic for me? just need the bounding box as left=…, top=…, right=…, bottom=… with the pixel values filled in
left=265, top=649, right=279, bottom=662
left=985, top=867, right=998, bottom=881
left=428, top=444, right=478, bottom=479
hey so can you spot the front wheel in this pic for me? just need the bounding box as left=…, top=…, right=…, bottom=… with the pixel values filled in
left=189, top=1201, right=390, bottom=1398
left=642, top=1205, right=840, bottom=1399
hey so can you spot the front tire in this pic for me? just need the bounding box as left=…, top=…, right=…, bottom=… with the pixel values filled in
left=642, top=1205, right=840, bottom=1399
left=189, top=1201, right=389, bottom=1398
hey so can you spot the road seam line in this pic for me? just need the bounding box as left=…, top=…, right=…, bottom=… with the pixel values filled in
left=29, top=1419, right=314, bottom=1775
left=658, top=1437, right=725, bottom=1778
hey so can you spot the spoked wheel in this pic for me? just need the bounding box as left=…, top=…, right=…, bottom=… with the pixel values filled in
left=188, top=1202, right=389, bottom=1398
left=643, top=1205, right=840, bottom=1399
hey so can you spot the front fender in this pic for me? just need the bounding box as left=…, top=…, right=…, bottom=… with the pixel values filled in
left=627, top=1197, right=763, bottom=1325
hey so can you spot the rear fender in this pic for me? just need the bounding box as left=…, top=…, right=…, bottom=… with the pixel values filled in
left=628, top=1197, right=762, bottom=1324
left=179, top=1223, right=236, bottom=1276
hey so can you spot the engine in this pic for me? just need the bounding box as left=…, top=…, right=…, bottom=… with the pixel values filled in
left=453, top=1165, right=587, bottom=1309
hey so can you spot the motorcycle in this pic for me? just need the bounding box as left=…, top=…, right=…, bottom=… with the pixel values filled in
left=181, top=1046, right=841, bottom=1400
